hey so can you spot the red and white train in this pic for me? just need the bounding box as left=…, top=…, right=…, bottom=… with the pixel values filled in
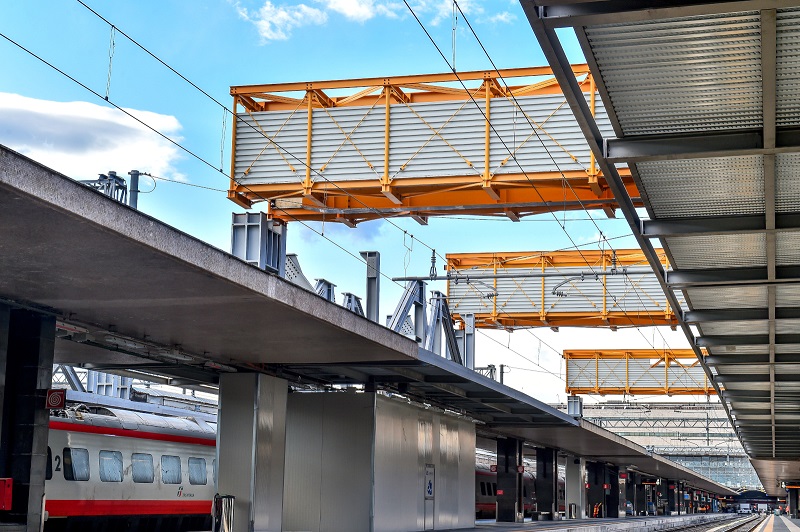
left=474, top=463, right=567, bottom=519
left=44, top=408, right=215, bottom=532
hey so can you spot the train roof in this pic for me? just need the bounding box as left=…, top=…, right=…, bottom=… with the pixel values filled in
left=51, top=407, right=216, bottom=440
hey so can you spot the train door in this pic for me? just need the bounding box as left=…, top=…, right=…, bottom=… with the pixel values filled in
left=424, top=464, right=435, bottom=530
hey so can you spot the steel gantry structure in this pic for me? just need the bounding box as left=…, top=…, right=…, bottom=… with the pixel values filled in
left=563, top=349, right=714, bottom=396
left=521, top=0, right=800, bottom=494
left=228, top=66, right=639, bottom=225
left=444, top=249, right=679, bottom=328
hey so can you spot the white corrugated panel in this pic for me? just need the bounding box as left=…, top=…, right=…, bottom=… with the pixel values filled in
left=635, top=156, right=763, bottom=218
left=447, top=266, right=672, bottom=316
left=777, top=8, right=800, bottom=126
left=776, top=285, right=800, bottom=306
left=776, top=318, right=800, bottom=334
left=585, top=11, right=762, bottom=135
left=700, top=320, right=769, bottom=335
left=686, top=286, right=767, bottom=308
left=665, top=233, right=766, bottom=270
left=776, top=153, right=800, bottom=212
left=233, top=95, right=612, bottom=186
left=776, top=230, right=800, bottom=266
left=708, top=345, right=767, bottom=355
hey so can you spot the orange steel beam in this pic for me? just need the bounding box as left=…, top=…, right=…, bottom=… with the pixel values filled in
left=563, top=349, right=715, bottom=396
left=446, top=249, right=677, bottom=329
left=446, top=248, right=667, bottom=270
left=228, top=65, right=639, bottom=223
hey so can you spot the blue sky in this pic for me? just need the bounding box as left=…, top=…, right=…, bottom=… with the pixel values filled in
left=0, top=0, right=695, bottom=402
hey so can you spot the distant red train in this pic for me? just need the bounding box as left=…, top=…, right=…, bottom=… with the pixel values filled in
left=474, top=463, right=567, bottom=519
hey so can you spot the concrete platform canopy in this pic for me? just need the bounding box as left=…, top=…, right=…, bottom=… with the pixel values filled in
left=0, top=144, right=736, bottom=530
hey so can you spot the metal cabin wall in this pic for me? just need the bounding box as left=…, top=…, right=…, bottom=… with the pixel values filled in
left=283, top=392, right=375, bottom=532
left=373, top=395, right=475, bottom=532
left=233, top=95, right=613, bottom=186
left=448, top=267, right=672, bottom=316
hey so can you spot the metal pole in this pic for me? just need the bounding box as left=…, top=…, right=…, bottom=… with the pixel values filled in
left=500, top=364, right=505, bottom=385
left=128, top=170, right=139, bottom=209
left=361, top=251, right=380, bottom=323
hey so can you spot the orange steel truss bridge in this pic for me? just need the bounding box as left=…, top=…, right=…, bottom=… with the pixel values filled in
left=444, top=248, right=679, bottom=329
left=563, top=350, right=715, bottom=396
left=228, top=65, right=640, bottom=225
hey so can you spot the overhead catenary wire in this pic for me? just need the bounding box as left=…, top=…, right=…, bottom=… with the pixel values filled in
left=448, top=1, right=686, bottom=358
left=0, top=31, right=413, bottom=298
left=6, top=6, right=684, bottom=389
left=404, top=0, right=687, bottom=361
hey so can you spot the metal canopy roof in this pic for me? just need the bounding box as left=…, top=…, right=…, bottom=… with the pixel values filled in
left=0, top=145, right=733, bottom=495
left=522, top=0, right=800, bottom=495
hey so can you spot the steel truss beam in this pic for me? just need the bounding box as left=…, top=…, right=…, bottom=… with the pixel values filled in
left=536, top=0, right=800, bottom=28
left=667, top=266, right=800, bottom=288
left=229, top=64, right=637, bottom=224
left=643, top=213, right=800, bottom=238
left=697, top=334, right=800, bottom=347
left=605, top=128, right=800, bottom=163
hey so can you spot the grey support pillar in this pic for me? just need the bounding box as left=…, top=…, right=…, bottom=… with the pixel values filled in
left=496, top=438, right=523, bottom=522
left=789, top=488, right=798, bottom=518
left=634, top=474, right=646, bottom=516
left=666, top=480, right=678, bottom=515
left=586, top=462, right=605, bottom=518
left=535, top=447, right=558, bottom=519
left=617, top=468, right=628, bottom=517
left=606, top=465, right=620, bottom=518
left=217, top=373, right=287, bottom=532
left=0, top=305, right=55, bottom=531
left=565, top=456, right=586, bottom=519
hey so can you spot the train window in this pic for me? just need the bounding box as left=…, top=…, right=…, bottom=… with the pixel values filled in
left=63, top=447, right=90, bottom=481
left=99, top=450, right=123, bottom=482
left=523, top=486, right=528, bottom=498
left=492, top=483, right=497, bottom=496
left=46, top=447, right=52, bottom=481
left=161, top=455, right=182, bottom=484
left=480, top=482, right=486, bottom=496
left=132, top=453, right=154, bottom=483
left=188, top=457, right=207, bottom=485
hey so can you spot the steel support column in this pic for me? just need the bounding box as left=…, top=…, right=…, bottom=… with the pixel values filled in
left=496, top=438, right=523, bottom=522
left=0, top=304, right=55, bottom=531
left=217, top=373, right=287, bottom=532
left=535, top=447, right=558, bottom=520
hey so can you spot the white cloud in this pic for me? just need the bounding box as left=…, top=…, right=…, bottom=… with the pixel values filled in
left=0, top=93, right=185, bottom=182
left=316, top=0, right=398, bottom=22
left=237, top=0, right=505, bottom=41
left=488, top=11, right=515, bottom=24
left=236, top=1, right=328, bottom=41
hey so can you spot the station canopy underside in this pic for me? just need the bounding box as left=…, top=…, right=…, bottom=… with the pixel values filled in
left=522, top=0, right=800, bottom=495
left=228, top=66, right=640, bottom=225
left=0, top=145, right=733, bottom=496
left=445, top=249, right=679, bottom=328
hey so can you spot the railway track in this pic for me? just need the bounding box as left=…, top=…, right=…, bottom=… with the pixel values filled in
left=667, top=514, right=764, bottom=532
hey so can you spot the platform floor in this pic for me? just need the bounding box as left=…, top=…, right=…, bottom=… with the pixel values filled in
left=756, top=515, right=800, bottom=532
left=441, top=513, right=740, bottom=531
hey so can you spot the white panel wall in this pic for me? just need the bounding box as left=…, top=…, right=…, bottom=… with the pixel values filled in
left=234, top=94, right=613, bottom=187
left=283, top=392, right=375, bottom=532
left=373, top=395, right=476, bottom=532
left=217, top=373, right=287, bottom=532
